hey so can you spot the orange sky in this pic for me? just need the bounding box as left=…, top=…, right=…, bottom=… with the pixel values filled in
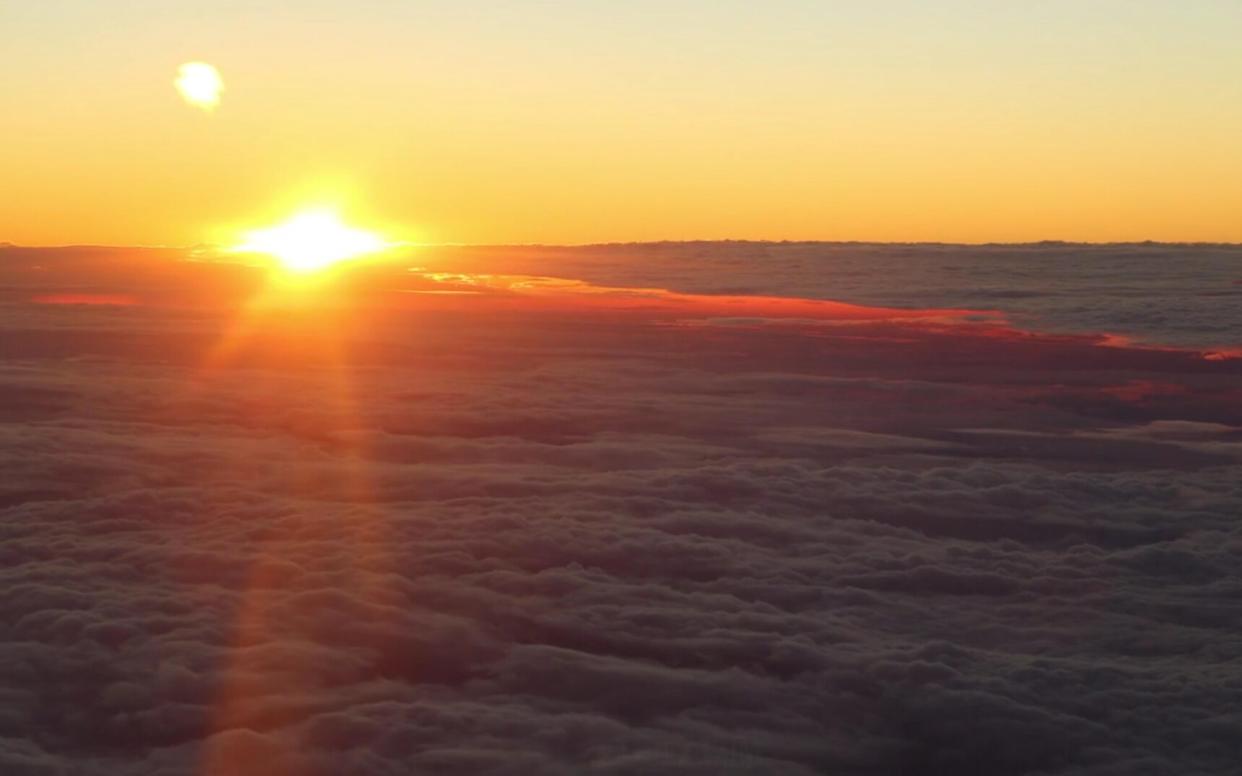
left=3, top=1, right=1242, bottom=246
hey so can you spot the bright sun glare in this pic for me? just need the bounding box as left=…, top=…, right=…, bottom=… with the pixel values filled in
left=175, top=62, right=224, bottom=111
left=232, top=209, right=390, bottom=273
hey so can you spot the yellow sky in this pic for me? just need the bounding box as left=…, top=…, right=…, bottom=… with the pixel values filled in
left=3, top=1, right=1241, bottom=246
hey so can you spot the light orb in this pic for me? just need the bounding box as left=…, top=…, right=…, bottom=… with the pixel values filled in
left=175, top=62, right=224, bottom=111
left=231, top=209, right=390, bottom=273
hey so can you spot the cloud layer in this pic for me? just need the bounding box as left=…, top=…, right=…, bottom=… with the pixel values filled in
left=0, top=243, right=1240, bottom=775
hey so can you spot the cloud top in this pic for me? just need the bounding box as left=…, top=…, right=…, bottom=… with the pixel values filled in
left=0, top=243, right=1239, bottom=774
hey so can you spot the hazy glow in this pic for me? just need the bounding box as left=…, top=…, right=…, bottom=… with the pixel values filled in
left=175, top=62, right=223, bottom=111
left=232, top=209, right=389, bottom=272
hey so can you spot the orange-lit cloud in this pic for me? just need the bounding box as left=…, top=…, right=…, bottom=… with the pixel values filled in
left=31, top=293, right=138, bottom=306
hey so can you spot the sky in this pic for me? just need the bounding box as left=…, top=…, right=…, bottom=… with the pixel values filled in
left=3, top=0, right=1242, bottom=246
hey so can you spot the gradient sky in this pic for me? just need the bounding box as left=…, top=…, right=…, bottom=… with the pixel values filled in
left=4, top=0, right=1241, bottom=246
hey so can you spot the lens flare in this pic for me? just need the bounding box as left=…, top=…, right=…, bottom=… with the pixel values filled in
left=231, top=209, right=390, bottom=273
left=175, top=62, right=223, bottom=111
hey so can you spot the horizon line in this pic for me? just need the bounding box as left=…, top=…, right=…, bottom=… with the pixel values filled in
left=5, top=238, right=1242, bottom=252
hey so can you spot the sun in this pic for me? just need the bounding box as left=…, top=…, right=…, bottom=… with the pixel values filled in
left=175, top=62, right=224, bottom=111
left=231, top=209, right=391, bottom=273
